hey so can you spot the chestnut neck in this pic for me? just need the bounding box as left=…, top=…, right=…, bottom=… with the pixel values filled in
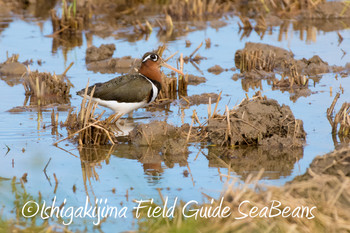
left=139, top=60, right=163, bottom=85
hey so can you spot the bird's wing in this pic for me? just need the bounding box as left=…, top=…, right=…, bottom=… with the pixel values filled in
left=77, top=74, right=154, bottom=103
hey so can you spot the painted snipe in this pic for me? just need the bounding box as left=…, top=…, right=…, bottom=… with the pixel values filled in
left=77, top=52, right=183, bottom=116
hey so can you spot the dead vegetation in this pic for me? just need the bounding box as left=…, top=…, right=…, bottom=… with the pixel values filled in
left=23, top=69, right=72, bottom=106
left=235, top=49, right=276, bottom=73
left=50, top=0, right=90, bottom=36
left=49, top=0, right=90, bottom=57
left=132, top=19, right=153, bottom=36
left=154, top=47, right=189, bottom=102
left=54, top=83, right=119, bottom=146
left=327, top=93, right=350, bottom=144
left=334, top=102, right=350, bottom=137
left=273, top=61, right=309, bottom=88
left=164, top=0, right=232, bottom=20
left=137, top=92, right=305, bottom=152
left=258, top=0, right=326, bottom=13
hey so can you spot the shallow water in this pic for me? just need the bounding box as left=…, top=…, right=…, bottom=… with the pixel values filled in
left=0, top=5, right=350, bottom=232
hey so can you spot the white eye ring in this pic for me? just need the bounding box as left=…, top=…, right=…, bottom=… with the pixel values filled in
left=142, top=54, right=158, bottom=63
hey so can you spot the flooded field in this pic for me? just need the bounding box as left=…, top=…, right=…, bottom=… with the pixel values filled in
left=0, top=0, right=350, bottom=232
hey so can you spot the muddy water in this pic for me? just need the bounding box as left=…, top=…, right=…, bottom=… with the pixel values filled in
left=1, top=7, right=350, bottom=232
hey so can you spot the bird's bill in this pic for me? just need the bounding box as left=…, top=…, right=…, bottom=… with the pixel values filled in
left=161, top=62, right=185, bottom=76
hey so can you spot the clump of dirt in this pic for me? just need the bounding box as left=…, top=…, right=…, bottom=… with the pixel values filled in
left=205, top=95, right=306, bottom=147
left=234, top=42, right=336, bottom=101
left=128, top=121, right=189, bottom=166
left=187, top=74, right=206, bottom=85
left=129, top=121, right=189, bottom=157
left=235, top=42, right=292, bottom=72
left=236, top=43, right=333, bottom=77
left=0, top=54, right=27, bottom=76
left=85, top=44, right=116, bottom=63
left=85, top=43, right=139, bottom=74
left=23, top=70, right=72, bottom=106
left=207, top=65, right=224, bottom=75
left=297, top=147, right=350, bottom=180
left=180, top=93, right=220, bottom=106
left=87, top=56, right=139, bottom=74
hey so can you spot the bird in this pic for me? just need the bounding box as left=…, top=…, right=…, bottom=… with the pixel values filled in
left=77, top=52, right=183, bottom=116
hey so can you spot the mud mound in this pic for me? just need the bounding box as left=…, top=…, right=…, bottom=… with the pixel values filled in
left=87, top=56, right=138, bottom=74
left=205, top=96, right=306, bottom=147
left=207, top=65, right=224, bottom=75
left=85, top=44, right=116, bottom=62
left=296, top=147, right=350, bottom=181
left=0, top=61, right=26, bottom=76
left=128, top=121, right=189, bottom=165
left=187, top=74, right=206, bottom=85
left=85, top=44, right=139, bottom=74
left=0, top=54, right=27, bottom=83
left=235, top=42, right=293, bottom=72
left=234, top=42, right=335, bottom=101
left=235, top=42, right=331, bottom=76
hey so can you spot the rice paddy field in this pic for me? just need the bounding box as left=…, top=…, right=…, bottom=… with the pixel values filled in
left=0, top=0, right=350, bottom=232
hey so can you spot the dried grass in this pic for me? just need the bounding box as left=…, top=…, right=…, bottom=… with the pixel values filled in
left=155, top=48, right=188, bottom=102
left=273, top=62, right=309, bottom=88
left=327, top=94, right=350, bottom=143
left=235, top=49, right=276, bottom=73
left=55, top=82, right=120, bottom=146
left=334, top=102, right=350, bottom=137
left=50, top=0, right=90, bottom=36
left=164, top=0, right=231, bottom=20
left=23, top=70, right=72, bottom=106
left=263, top=0, right=326, bottom=13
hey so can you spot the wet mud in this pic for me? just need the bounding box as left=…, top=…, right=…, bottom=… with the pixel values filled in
left=205, top=95, right=306, bottom=147
left=298, top=146, right=350, bottom=180
left=187, top=74, right=206, bottom=85
left=128, top=121, right=189, bottom=166
left=1, top=0, right=350, bottom=232
left=235, top=42, right=334, bottom=76
left=85, top=44, right=116, bottom=63
left=207, top=65, right=225, bottom=75
left=234, top=42, right=348, bottom=101
left=85, top=43, right=138, bottom=74
left=0, top=54, right=27, bottom=86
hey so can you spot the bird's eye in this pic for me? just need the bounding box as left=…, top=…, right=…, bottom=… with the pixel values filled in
left=150, top=54, right=157, bottom=61
left=142, top=53, right=159, bottom=63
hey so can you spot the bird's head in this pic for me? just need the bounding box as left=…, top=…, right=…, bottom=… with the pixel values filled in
left=139, top=52, right=184, bottom=85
